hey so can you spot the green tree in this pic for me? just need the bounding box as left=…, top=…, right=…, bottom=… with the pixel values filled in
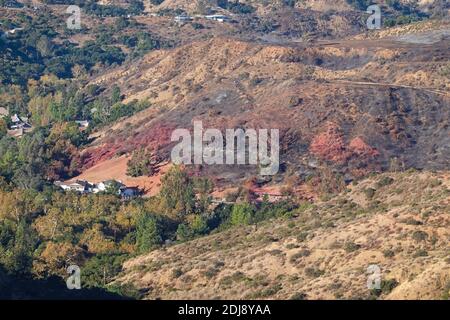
left=126, top=147, right=158, bottom=177
left=176, top=223, right=191, bottom=242
left=194, top=177, right=213, bottom=214
left=36, top=35, right=54, bottom=58
left=105, top=181, right=123, bottom=195
left=111, top=85, right=121, bottom=104
left=160, top=166, right=195, bottom=220
left=1, top=220, right=38, bottom=275
left=230, top=203, right=254, bottom=226
left=190, top=215, right=208, bottom=236
left=136, top=213, right=162, bottom=253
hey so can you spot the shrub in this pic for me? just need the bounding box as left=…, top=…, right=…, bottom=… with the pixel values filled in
left=256, top=283, right=282, bottom=298
left=428, top=179, right=442, bottom=188
left=369, top=278, right=399, bottom=298
left=227, top=1, right=255, bottom=14
left=403, top=218, right=422, bottom=226
left=305, top=267, right=325, bottom=278
left=413, top=249, right=428, bottom=258
left=172, top=268, right=183, bottom=278
left=383, top=249, right=395, bottom=258
left=442, top=281, right=450, bottom=300
left=219, top=271, right=246, bottom=287
left=191, top=22, right=204, bottom=30
left=297, top=232, right=308, bottom=242
left=376, top=176, right=394, bottom=188
left=412, top=231, right=428, bottom=242
left=380, top=279, right=399, bottom=294
left=290, top=292, right=308, bottom=300
left=288, top=96, right=303, bottom=108
left=344, top=242, right=361, bottom=253
left=250, top=77, right=263, bottom=86
left=346, top=0, right=372, bottom=10
left=364, top=188, right=376, bottom=200
left=439, top=63, right=450, bottom=78
left=290, top=249, right=311, bottom=263
left=203, top=267, right=220, bottom=279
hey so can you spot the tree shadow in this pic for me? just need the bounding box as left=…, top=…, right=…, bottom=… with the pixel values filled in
left=0, top=266, right=131, bottom=300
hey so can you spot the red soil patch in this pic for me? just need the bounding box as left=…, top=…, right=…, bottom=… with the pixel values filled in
left=82, top=123, right=175, bottom=170
left=310, top=122, right=379, bottom=164
left=310, top=122, right=350, bottom=163
left=348, top=137, right=380, bottom=157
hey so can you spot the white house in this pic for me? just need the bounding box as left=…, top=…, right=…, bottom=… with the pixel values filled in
left=10, top=114, right=31, bottom=130
left=73, top=180, right=93, bottom=193
left=54, top=181, right=70, bottom=191
left=95, top=180, right=125, bottom=193
left=55, top=180, right=93, bottom=193
left=55, top=179, right=141, bottom=199
left=205, top=15, right=231, bottom=22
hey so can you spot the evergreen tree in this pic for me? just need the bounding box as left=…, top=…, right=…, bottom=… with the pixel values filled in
left=136, top=214, right=162, bottom=253
left=160, top=166, right=195, bottom=220
left=230, top=203, right=254, bottom=226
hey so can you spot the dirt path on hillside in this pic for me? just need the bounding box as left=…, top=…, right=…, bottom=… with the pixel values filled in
left=333, top=79, right=450, bottom=96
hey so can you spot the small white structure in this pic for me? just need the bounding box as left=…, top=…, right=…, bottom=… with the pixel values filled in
left=56, top=179, right=141, bottom=199
left=75, top=120, right=90, bottom=130
left=55, top=181, right=71, bottom=191
left=55, top=180, right=93, bottom=193
left=174, top=15, right=193, bottom=23
left=205, top=14, right=231, bottom=22
left=10, top=114, right=31, bottom=130
left=5, top=28, right=24, bottom=36
left=95, top=180, right=125, bottom=193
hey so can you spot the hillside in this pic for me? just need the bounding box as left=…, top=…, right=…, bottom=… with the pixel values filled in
left=0, top=0, right=449, bottom=302
left=114, top=171, right=450, bottom=300
left=81, top=27, right=450, bottom=191
left=1, top=1, right=444, bottom=194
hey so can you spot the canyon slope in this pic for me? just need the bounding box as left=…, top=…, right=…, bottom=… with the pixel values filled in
left=115, top=171, right=450, bottom=300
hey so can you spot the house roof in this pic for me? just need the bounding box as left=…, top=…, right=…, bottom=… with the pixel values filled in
left=11, top=113, right=30, bottom=124
left=70, top=183, right=84, bottom=187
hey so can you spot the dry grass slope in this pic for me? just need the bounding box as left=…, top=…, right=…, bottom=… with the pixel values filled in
left=114, top=171, right=450, bottom=300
